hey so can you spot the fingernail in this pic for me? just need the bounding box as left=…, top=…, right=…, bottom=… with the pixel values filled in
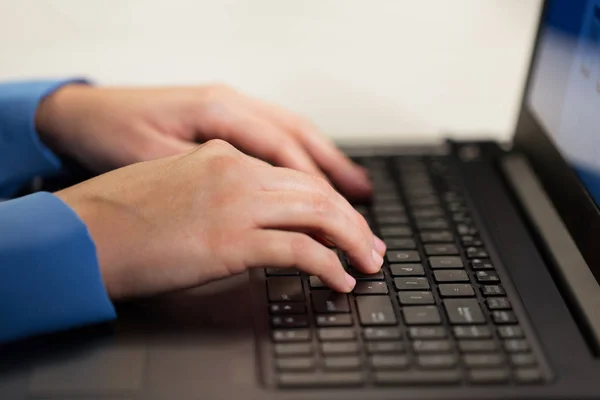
left=373, top=235, right=387, bottom=255
left=372, top=249, right=384, bottom=268
left=345, top=273, right=356, bottom=291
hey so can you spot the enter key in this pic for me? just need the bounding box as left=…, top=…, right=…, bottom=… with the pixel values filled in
left=443, top=299, right=486, bottom=324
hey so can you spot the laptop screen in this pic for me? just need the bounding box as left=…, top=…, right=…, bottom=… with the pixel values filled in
left=528, top=0, right=600, bottom=206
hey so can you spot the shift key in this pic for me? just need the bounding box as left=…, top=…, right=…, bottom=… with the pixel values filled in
left=268, top=277, right=305, bottom=302
left=356, top=296, right=397, bottom=326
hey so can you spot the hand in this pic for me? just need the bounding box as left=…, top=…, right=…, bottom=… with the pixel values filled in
left=37, top=83, right=372, bottom=198
left=56, top=140, right=386, bottom=299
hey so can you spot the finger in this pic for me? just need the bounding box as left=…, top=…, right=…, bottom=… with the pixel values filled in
left=253, top=190, right=383, bottom=274
left=244, top=96, right=372, bottom=198
left=244, top=230, right=355, bottom=292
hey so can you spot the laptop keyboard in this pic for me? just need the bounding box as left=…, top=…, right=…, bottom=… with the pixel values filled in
left=262, top=156, right=546, bottom=388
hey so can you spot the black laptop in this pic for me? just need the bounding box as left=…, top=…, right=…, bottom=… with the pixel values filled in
left=3, top=0, right=600, bottom=398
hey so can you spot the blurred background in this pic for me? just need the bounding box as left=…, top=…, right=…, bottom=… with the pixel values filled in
left=0, top=0, right=541, bottom=143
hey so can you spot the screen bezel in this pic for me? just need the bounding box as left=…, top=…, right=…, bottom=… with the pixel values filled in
left=513, top=0, right=600, bottom=275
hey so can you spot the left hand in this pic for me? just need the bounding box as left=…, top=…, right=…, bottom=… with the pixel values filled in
left=36, top=83, right=372, bottom=198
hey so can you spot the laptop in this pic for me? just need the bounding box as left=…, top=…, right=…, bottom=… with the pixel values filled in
left=3, top=0, right=600, bottom=398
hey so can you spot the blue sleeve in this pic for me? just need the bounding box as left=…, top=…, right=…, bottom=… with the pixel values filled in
left=0, top=79, right=86, bottom=198
left=0, top=192, right=116, bottom=343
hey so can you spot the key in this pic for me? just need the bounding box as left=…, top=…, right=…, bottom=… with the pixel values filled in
left=356, top=296, right=397, bottom=326
left=366, top=342, right=405, bottom=354
left=421, top=231, right=454, bottom=243
left=515, top=368, right=543, bottom=384
left=409, top=326, right=447, bottom=339
left=402, top=306, right=441, bottom=325
left=394, top=277, right=430, bottom=290
left=267, top=277, right=304, bottom=302
left=312, top=291, right=350, bottom=314
left=418, top=354, right=458, bottom=369
left=384, top=238, right=416, bottom=250
left=458, top=340, right=498, bottom=353
left=457, top=224, right=478, bottom=235
left=413, top=340, right=453, bottom=353
left=475, top=271, right=500, bottom=283
left=425, top=244, right=459, bottom=256
left=309, top=276, right=327, bottom=289
left=274, top=343, right=313, bottom=356
left=369, top=355, right=410, bottom=370
left=278, top=372, right=364, bottom=387
left=466, top=247, right=489, bottom=258
left=504, top=339, right=530, bottom=353
left=463, top=353, right=505, bottom=368
left=387, top=250, right=420, bottom=263
left=429, top=256, right=464, bottom=269
left=498, top=326, right=524, bottom=339
left=453, top=326, right=492, bottom=339
left=376, top=214, right=408, bottom=225
left=354, top=281, right=389, bottom=295
left=272, top=329, right=311, bottom=342
left=417, top=218, right=449, bottom=230
left=468, top=369, right=510, bottom=384
left=434, top=270, right=469, bottom=282
left=321, top=342, right=360, bottom=355
left=398, top=291, right=434, bottom=305
left=316, top=314, right=353, bottom=327
left=269, top=303, right=306, bottom=315
left=462, top=236, right=484, bottom=247
left=276, top=357, right=316, bottom=371
left=271, top=315, right=309, bottom=328
left=363, top=327, right=402, bottom=341
left=510, top=353, right=537, bottom=367
left=481, top=285, right=506, bottom=296
left=323, top=356, right=362, bottom=370
left=413, top=208, right=444, bottom=219
left=266, top=268, right=300, bottom=276
left=439, top=284, right=475, bottom=297
left=444, top=298, right=485, bottom=324
left=492, top=310, right=518, bottom=324
left=380, top=226, right=412, bottom=237
left=390, top=263, right=425, bottom=276
left=373, top=204, right=404, bottom=214
left=348, top=268, right=385, bottom=280
left=487, top=298, right=511, bottom=310
left=318, top=328, right=356, bottom=341
left=374, top=370, right=461, bottom=385
left=471, top=259, right=494, bottom=270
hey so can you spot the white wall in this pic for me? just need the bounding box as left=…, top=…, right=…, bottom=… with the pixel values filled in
left=0, top=0, right=542, bottom=143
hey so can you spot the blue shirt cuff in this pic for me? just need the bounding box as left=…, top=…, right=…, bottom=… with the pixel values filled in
left=0, top=192, right=116, bottom=343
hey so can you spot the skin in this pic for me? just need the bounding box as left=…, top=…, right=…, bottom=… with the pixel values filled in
left=35, top=84, right=386, bottom=299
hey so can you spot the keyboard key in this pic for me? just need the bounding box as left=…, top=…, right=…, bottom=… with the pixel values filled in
left=468, top=369, right=510, bottom=384
left=458, top=340, right=498, bottom=353
left=309, top=276, right=328, bottom=289
left=462, top=236, right=484, bottom=247
left=402, top=306, right=441, bottom=325
left=366, top=342, right=405, bottom=354
left=482, top=285, right=506, bottom=296
left=348, top=268, right=385, bottom=280
left=317, top=328, right=356, bottom=341
left=374, top=370, right=461, bottom=385
left=429, top=256, right=464, bottom=269
left=504, top=339, right=530, bottom=353
left=475, top=271, right=500, bottom=283
left=466, top=247, right=489, bottom=258
left=354, top=281, right=389, bottom=295
left=510, top=353, right=537, bottom=367
left=369, top=355, right=410, bottom=370
left=321, top=342, right=360, bottom=355
left=413, top=340, right=453, bottom=353
left=398, top=291, right=434, bottom=305
left=356, top=296, right=397, bottom=326
left=323, top=356, right=362, bottom=370
left=374, top=204, right=404, bottom=214
left=390, top=263, right=425, bottom=276
left=457, top=224, right=478, bottom=235
left=421, top=231, right=454, bottom=243
left=278, top=371, right=364, bottom=387
left=387, top=250, right=420, bottom=263
left=413, top=208, right=444, bottom=219
left=409, top=326, right=447, bottom=339
left=394, top=277, right=430, bottom=290
left=316, top=314, right=353, bottom=327
left=454, top=326, right=492, bottom=339
left=417, top=219, right=449, bottom=230
left=439, top=284, right=475, bottom=297
left=487, top=297, right=511, bottom=310
left=311, top=291, right=350, bottom=314
left=471, top=259, right=494, bottom=270
left=274, top=343, right=313, bottom=356
left=267, top=277, right=304, bottom=302
left=271, top=315, right=309, bottom=328
left=444, top=298, right=485, bottom=324
left=269, top=303, right=306, bottom=315
left=463, top=353, right=505, bottom=368
left=266, top=268, right=300, bottom=276
left=514, top=368, right=543, bottom=384
left=276, top=357, right=316, bottom=371
left=380, top=226, right=412, bottom=237
left=418, top=354, right=458, bottom=369
left=363, top=327, right=402, bottom=341
left=433, top=270, right=469, bottom=282
left=492, top=311, right=518, bottom=324
left=384, top=237, right=416, bottom=250
left=425, top=244, right=459, bottom=256
left=376, top=214, right=408, bottom=225
left=498, top=326, right=524, bottom=339
left=272, top=329, right=311, bottom=342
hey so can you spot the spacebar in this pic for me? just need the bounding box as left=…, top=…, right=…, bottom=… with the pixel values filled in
left=278, top=372, right=365, bottom=387
left=374, top=370, right=461, bottom=385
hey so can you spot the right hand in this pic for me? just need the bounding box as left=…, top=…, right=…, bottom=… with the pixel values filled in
left=56, top=139, right=386, bottom=300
